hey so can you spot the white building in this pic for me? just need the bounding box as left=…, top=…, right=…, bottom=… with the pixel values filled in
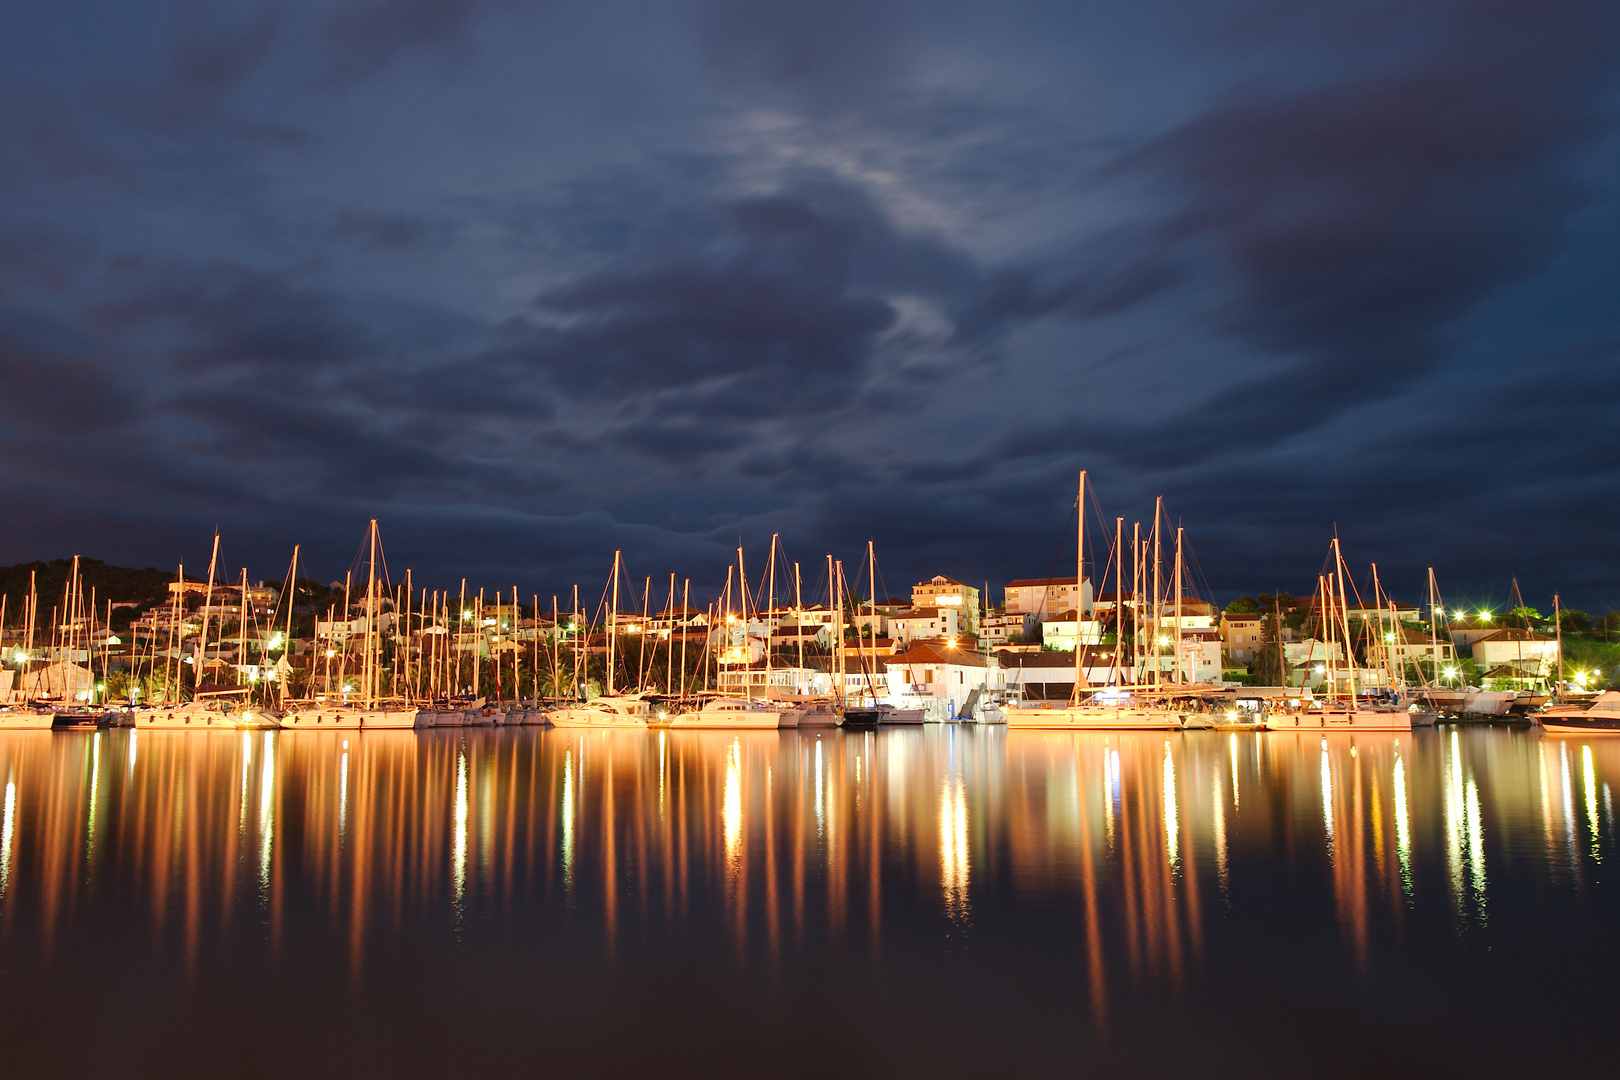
left=1039, top=613, right=1104, bottom=651
left=1004, top=576, right=1094, bottom=620
left=884, top=643, right=1003, bottom=720
left=889, top=606, right=960, bottom=647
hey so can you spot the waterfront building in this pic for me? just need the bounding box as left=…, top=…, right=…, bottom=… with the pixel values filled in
left=1004, top=575, right=1094, bottom=620
left=889, top=606, right=959, bottom=646
left=883, top=642, right=1003, bottom=719
left=1038, top=610, right=1103, bottom=651
left=909, top=576, right=980, bottom=634
left=1220, top=610, right=1263, bottom=662
left=1471, top=628, right=1559, bottom=675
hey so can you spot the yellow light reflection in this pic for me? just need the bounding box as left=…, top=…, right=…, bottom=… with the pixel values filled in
left=561, top=748, right=574, bottom=889
left=940, top=772, right=969, bottom=922
left=1163, top=740, right=1179, bottom=869
left=723, top=738, right=743, bottom=874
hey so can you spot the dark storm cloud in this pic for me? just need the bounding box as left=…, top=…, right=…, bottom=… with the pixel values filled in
left=1092, top=0, right=1620, bottom=437
left=88, top=262, right=373, bottom=372
left=483, top=187, right=990, bottom=430
left=2, top=0, right=1618, bottom=606
left=317, top=0, right=533, bottom=88
left=701, top=0, right=904, bottom=105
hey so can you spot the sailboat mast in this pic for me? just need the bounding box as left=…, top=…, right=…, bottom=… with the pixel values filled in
left=794, top=562, right=804, bottom=692
left=767, top=535, right=778, bottom=699
left=1332, top=538, right=1354, bottom=706
left=282, top=547, right=298, bottom=707
left=738, top=545, right=749, bottom=700
left=1429, top=568, right=1442, bottom=687
left=867, top=540, right=878, bottom=694
left=238, top=568, right=249, bottom=691
left=608, top=552, right=620, bottom=696
left=1113, top=517, right=1124, bottom=686
left=199, top=532, right=220, bottom=694
left=1548, top=595, right=1561, bottom=705
left=1131, top=523, right=1141, bottom=681
left=832, top=558, right=845, bottom=706
left=1152, top=498, right=1162, bottom=687
left=1175, top=527, right=1185, bottom=685
left=680, top=579, right=690, bottom=697
left=1074, top=470, right=1085, bottom=702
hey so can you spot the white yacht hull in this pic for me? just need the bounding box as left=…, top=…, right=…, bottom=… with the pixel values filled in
left=548, top=707, right=647, bottom=729
left=1266, top=708, right=1412, bottom=732
left=1004, top=706, right=1181, bottom=730
left=667, top=711, right=781, bottom=729
left=279, top=708, right=363, bottom=729
left=0, top=708, right=56, bottom=730
left=360, top=709, right=420, bottom=729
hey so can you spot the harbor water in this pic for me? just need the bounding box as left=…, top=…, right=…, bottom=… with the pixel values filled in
left=0, top=724, right=1615, bottom=1077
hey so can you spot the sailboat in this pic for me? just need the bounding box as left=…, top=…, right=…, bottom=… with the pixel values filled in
left=661, top=545, right=786, bottom=728
left=0, top=572, right=54, bottom=728
left=549, top=551, right=649, bottom=729
left=282, top=521, right=418, bottom=730
left=1266, top=538, right=1411, bottom=732
left=134, top=535, right=262, bottom=729
left=1006, top=476, right=1186, bottom=730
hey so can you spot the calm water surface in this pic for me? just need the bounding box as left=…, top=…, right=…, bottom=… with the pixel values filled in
left=0, top=725, right=1616, bottom=1077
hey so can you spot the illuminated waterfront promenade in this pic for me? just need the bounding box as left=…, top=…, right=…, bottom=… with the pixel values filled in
left=0, top=727, right=1614, bottom=1075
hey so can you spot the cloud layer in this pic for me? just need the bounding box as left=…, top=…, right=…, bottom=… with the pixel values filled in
left=1, top=0, right=1617, bottom=610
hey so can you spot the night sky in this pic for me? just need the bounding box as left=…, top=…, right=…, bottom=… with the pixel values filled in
left=2, top=2, right=1617, bottom=612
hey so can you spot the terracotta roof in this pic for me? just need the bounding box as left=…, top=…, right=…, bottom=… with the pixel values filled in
left=1005, top=576, right=1084, bottom=589
left=886, top=643, right=988, bottom=668
left=1475, top=628, right=1555, bottom=644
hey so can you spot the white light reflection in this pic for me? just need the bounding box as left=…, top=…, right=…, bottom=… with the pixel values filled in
left=1445, top=730, right=1487, bottom=925
left=1560, top=741, right=1578, bottom=872
left=128, top=730, right=137, bottom=773
left=1163, top=741, right=1179, bottom=870
left=238, top=731, right=252, bottom=836
left=658, top=730, right=666, bottom=819
left=1393, top=752, right=1412, bottom=899
left=1212, top=764, right=1228, bottom=898
left=0, top=774, right=15, bottom=899
left=723, top=738, right=742, bottom=874
left=452, top=747, right=468, bottom=905
left=1583, top=745, right=1601, bottom=860
left=257, top=732, right=275, bottom=892
left=1465, top=774, right=1486, bottom=925
left=1321, top=740, right=1334, bottom=854
left=1229, top=733, right=1240, bottom=810
left=561, top=748, right=574, bottom=889
left=339, top=742, right=350, bottom=840
left=815, top=738, right=824, bottom=838
left=1107, top=748, right=1121, bottom=849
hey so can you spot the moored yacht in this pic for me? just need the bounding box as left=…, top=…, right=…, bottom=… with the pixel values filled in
left=548, top=694, right=650, bottom=729
left=1537, top=690, right=1620, bottom=734
left=665, top=695, right=783, bottom=729
left=0, top=704, right=56, bottom=730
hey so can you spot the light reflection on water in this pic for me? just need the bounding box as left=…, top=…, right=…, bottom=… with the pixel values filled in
left=0, top=726, right=1617, bottom=1075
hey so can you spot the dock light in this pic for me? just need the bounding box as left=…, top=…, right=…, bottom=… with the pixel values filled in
left=1480, top=610, right=1491, bottom=621
left=1444, top=666, right=1457, bottom=680
left=12, top=650, right=25, bottom=664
